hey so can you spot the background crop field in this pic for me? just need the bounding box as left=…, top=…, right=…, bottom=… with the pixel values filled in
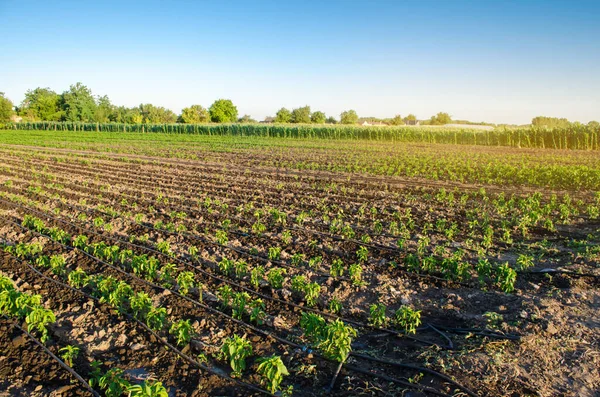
left=0, top=129, right=598, bottom=397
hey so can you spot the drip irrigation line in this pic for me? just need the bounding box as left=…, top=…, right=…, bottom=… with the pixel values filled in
left=1, top=245, right=274, bottom=396
left=2, top=215, right=476, bottom=397
left=1, top=197, right=523, bottom=346
left=0, top=315, right=100, bottom=397
left=5, top=170, right=484, bottom=289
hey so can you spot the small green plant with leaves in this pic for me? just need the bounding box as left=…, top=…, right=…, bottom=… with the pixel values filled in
left=394, top=306, right=421, bottom=334
left=219, top=335, right=253, bottom=377
left=256, top=355, right=289, bottom=393
left=369, top=303, right=387, bottom=327
left=169, top=319, right=193, bottom=347
left=59, top=345, right=80, bottom=367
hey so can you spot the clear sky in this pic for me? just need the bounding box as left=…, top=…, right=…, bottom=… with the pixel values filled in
left=1, top=0, right=599, bottom=124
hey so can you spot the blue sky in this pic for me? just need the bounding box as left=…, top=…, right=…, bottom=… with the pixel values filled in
left=1, top=0, right=599, bottom=124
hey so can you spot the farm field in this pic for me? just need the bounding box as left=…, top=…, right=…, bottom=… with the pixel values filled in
left=0, top=130, right=599, bottom=397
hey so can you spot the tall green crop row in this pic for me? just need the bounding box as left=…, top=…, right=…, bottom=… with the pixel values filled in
left=5, top=122, right=599, bottom=150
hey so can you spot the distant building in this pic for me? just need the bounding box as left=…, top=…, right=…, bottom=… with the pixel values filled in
left=261, top=116, right=275, bottom=123
left=404, top=119, right=419, bottom=126
left=10, top=115, right=23, bottom=123
left=360, top=120, right=387, bottom=127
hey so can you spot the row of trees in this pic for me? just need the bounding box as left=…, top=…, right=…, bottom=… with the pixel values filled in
left=0, top=83, right=446, bottom=126
left=0, top=84, right=240, bottom=124
left=530, top=116, right=599, bottom=129
left=273, top=106, right=362, bottom=125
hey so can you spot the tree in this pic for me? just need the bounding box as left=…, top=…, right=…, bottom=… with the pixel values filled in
left=238, top=114, right=256, bottom=123
left=291, top=106, right=311, bottom=123
left=139, top=104, right=177, bottom=124
left=18, top=88, right=61, bottom=121
left=429, top=112, right=451, bottom=125
left=390, top=115, right=404, bottom=125
left=404, top=114, right=417, bottom=124
left=311, top=111, right=326, bottom=124
left=209, top=99, right=238, bottom=123
left=60, top=83, right=97, bottom=122
left=531, top=116, right=571, bottom=128
left=326, top=116, right=338, bottom=124
left=340, top=110, right=359, bottom=125
left=588, top=120, right=600, bottom=129
left=179, top=105, right=209, bottom=123
left=94, top=95, right=115, bottom=123
left=275, top=108, right=292, bottom=123
left=0, top=93, right=15, bottom=122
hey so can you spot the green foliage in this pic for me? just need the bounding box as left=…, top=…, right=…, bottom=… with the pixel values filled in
left=177, top=271, right=195, bottom=295
left=169, top=319, right=193, bottom=346
left=394, top=306, right=421, bottom=334
left=127, top=380, right=169, bottom=397
left=130, top=292, right=152, bottom=320
left=219, top=335, right=253, bottom=377
left=328, top=297, right=342, bottom=314
left=97, top=368, right=131, bottom=397
left=348, top=263, right=363, bottom=286
left=179, top=105, right=209, bottom=123
left=428, top=112, right=451, bottom=125
left=495, top=262, right=517, bottom=293
left=59, top=345, right=79, bottom=367
left=330, top=258, right=344, bottom=277
left=18, top=87, right=62, bottom=121
left=369, top=303, right=387, bottom=327
left=26, top=306, right=56, bottom=343
left=300, top=312, right=326, bottom=341
left=256, top=355, right=289, bottom=393
left=268, top=246, right=282, bottom=260
left=209, top=99, right=238, bottom=123
left=311, top=111, right=326, bottom=124
left=275, top=108, right=292, bottom=123
left=218, top=257, right=235, bottom=276
left=531, top=116, right=571, bottom=129
left=61, top=83, right=97, bottom=122
left=146, top=307, right=167, bottom=331
left=291, top=106, right=311, bottom=124
left=267, top=268, right=286, bottom=289
left=250, top=266, right=265, bottom=289
left=317, top=320, right=357, bottom=362
left=515, top=254, right=534, bottom=271
left=340, top=110, right=359, bottom=125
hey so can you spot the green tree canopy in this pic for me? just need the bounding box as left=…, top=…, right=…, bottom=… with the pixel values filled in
left=0, top=93, right=14, bottom=122
left=209, top=99, right=238, bottom=123
left=139, top=103, right=177, bottom=124
left=390, top=114, right=404, bottom=125
left=326, top=116, right=337, bottom=124
left=340, top=109, right=359, bottom=125
left=179, top=105, right=209, bottom=123
left=429, top=112, right=451, bottom=125
left=61, top=82, right=97, bottom=122
left=404, top=114, right=417, bottom=123
left=588, top=120, right=600, bottom=128
left=531, top=116, right=571, bottom=128
left=94, top=95, right=115, bottom=123
left=275, top=107, right=292, bottom=123
left=291, top=106, right=311, bottom=123
left=18, top=87, right=61, bottom=121
left=311, top=111, right=326, bottom=124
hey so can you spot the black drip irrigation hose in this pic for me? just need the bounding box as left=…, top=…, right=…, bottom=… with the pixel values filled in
left=0, top=246, right=275, bottom=396
left=1, top=164, right=467, bottom=287
left=0, top=196, right=454, bottom=346
left=1, top=214, right=477, bottom=397
left=1, top=315, right=100, bottom=397
left=1, top=195, right=523, bottom=346
left=4, top=168, right=484, bottom=291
